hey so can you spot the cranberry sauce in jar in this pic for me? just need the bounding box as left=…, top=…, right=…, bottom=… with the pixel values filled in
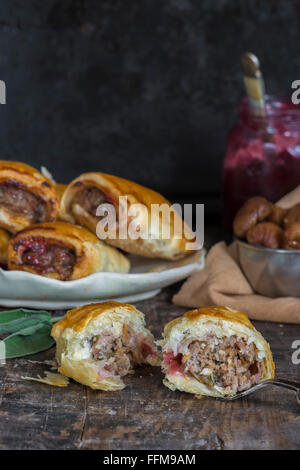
left=223, top=96, right=300, bottom=229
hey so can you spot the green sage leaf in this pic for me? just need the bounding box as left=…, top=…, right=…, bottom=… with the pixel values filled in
left=5, top=321, right=50, bottom=338
left=0, top=308, right=63, bottom=358
left=4, top=322, right=55, bottom=358
left=0, top=309, right=52, bottom=334
left=0, top=309, right=51, bottom=324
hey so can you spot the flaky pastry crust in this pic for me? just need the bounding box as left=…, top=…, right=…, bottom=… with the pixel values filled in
left=59, top=172, right=195, bottom=260
left=0, top=228, right=10, bottom=266
left=55, top=183, right=67, bottom=201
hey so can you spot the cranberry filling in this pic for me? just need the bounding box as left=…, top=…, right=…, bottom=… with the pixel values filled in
left=140, top=340, right=155, bottom=359
left=16, top=236, right=76, bottom=280
left=163, top=351, right=184, bottom=375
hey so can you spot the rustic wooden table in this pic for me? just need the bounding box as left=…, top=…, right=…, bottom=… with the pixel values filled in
left=0, top=226, right=299, bottom=450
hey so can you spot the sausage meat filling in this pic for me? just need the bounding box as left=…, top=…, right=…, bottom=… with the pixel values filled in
left=18, top=237, right=76, bottom=280
left=0, top=183, right=47, bottom=222
left=90, top=324, right=157, bottom=378
left=74, top=186, right=107, bottom=217
left=165, top=334, right=262, bottom=393
left=184, top=334, right=261, bottom=392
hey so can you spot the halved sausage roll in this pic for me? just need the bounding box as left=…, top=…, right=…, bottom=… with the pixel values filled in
left=161, top=306, right=274, bottom=398
left=0, top=161, right=59, bottom=233
left=0, top=228, right=10, bottom=267
left=8, top=221, right=130, bottom=280
left=51, top=301, right=161, bottom=390
left=60, top=172, right=195, bottom=260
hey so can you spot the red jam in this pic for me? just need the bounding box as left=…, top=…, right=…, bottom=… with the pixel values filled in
left=163, top=351, right=183, bottom=375
left=14, top=236, right=76, bottom=279
left=223, top=96, right=300, bottom=229
left=140, top=340, right=155, bottom=359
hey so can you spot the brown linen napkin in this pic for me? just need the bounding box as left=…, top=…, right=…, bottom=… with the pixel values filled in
left=173, top=186, right=300, bottom=323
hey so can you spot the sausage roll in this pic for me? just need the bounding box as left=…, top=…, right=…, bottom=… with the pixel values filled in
left=0, top=228, right=10, bottom=267
left=0, top=161, right=59, bottom=233
left=59, top=172, right=195, bottom=260
left=51, top=301, right=160, bottom=390
left=8, top=221, right=130, bottom=280
left=161, top=306, right=274, bottom=398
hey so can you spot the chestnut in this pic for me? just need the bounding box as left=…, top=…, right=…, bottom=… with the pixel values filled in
left=282, top=222, right=300, bottom=250
left=267, top=205, right=287, bottom=226
left=233, top=197, right=272, bottom=239
left=283, top=203, right=300, bottom=228
left=246, top=222, right=283, bottom=249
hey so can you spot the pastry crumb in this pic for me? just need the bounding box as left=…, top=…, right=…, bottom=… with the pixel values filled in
left=195, top=394, right=205, bottom=400
left=22, top=371, right=69, bottom=387
left=27, top=359, right=57, bottom=367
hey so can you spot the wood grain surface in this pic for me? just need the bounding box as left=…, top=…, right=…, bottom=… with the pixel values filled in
left=0, top=282, right=299, bottom=450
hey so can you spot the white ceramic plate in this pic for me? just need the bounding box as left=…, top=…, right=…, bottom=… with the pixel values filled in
left=0, top=251, right=204, bottom=309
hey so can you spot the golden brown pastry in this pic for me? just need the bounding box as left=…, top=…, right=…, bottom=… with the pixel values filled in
left=0, top=161, right=59, bottom=233
left=246, top=222, right=283, bottom=249
left=40, top=166, right=67, bottom=202
left=59, top=172, right=195, bottom=260
left=52, top=301, right=160, bottom=390
left=282, top=222, right=300, bottom=250
left=8, top=221, right=130, bottom=280
left=0, top=228, right=10, bottom=267
left=161, top=306, right=274, bottom=398
left=233, top=196, right=272, bottom=239
left=55, top=183, right=67, bottom=202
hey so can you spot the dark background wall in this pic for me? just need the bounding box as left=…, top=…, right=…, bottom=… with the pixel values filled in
left=0, top=0, right=299, bottom=210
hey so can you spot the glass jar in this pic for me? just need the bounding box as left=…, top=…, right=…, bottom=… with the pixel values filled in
left=223, top=96, right=300, bottom=229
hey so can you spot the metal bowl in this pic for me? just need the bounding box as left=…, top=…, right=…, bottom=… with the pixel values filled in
left=235, top=239, right=300, bottom=297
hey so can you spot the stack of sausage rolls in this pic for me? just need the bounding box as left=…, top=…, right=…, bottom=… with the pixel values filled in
left=0, top=160, right=194, bottom=281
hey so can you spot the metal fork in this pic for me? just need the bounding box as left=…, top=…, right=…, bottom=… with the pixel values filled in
left=220, top=379, right=300, bottom=404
